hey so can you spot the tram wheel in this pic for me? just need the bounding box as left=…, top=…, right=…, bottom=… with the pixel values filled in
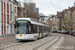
left=34, top=37, right=37, bottom=41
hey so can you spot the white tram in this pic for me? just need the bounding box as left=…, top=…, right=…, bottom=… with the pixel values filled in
left=15, top=18, right=49, bottom=40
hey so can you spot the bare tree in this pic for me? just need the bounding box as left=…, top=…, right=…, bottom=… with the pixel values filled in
left=24, top=3, right=38, bottom=19
left=62, top=16, right=71, bottom=30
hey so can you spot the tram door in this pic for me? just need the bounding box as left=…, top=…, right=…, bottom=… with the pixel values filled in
left=39, top=26, right=43, bottom=38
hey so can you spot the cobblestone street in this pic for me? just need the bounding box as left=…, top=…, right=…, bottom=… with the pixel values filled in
left=0, top=33, right=64, bottom=50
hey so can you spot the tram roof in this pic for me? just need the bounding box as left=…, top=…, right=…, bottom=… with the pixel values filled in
left=17, top=18, right=49, bottom=27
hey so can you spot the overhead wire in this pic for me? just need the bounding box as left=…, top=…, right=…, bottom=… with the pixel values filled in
left=50, top=0, right=57, bottom=12
left=17, top=0, right=57, bottom=15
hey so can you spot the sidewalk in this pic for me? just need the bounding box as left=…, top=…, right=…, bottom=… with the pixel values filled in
left=0, top=34, right=16, bottom=45
left=0, top=34, right=15, bottom=42
left=0, top=34, right=15, bottom=38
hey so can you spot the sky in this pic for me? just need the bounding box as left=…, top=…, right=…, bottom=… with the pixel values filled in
left=17, top=0, right=75, bottom=15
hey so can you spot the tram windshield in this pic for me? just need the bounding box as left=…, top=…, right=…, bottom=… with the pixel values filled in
left=16, top=22, right=28, bottom=34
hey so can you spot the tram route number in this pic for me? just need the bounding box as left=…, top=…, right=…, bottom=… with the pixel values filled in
left=20, top=34, right=22, bottom=37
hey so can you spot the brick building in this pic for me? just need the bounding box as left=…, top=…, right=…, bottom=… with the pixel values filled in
left=17, top=6, right=23, bottom=18
left=0, top=0, right=15, bottom=36
left=57, top=6, right=75, bottom=31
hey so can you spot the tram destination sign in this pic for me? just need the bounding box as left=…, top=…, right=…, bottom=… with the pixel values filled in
left=17, top=21, right=27, bottom=23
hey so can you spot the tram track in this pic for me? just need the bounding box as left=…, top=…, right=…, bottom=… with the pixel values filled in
left=33, top=36, right=56, bottom=50
left=45, top=36, right=61, bottom=50
left=0, top=36, right=51, bottom=50
left=0, top=35, right=64, bottom=50
left=0, top=40, right=33, bottom=49
left=33, top=36, right=61, bottom=50
left=25, top=36, right=56, bottom=50
left=0, top=42, right=21, bottom=50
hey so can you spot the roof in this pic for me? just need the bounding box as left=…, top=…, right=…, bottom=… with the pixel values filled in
left=17, top=18, right=49, bottom=27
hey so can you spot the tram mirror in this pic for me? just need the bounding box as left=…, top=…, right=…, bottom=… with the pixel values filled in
left=14, top=24, right=16, bottom=28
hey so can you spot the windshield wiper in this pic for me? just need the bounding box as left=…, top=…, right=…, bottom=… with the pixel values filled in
left=21, top=30, right=26, bottom=34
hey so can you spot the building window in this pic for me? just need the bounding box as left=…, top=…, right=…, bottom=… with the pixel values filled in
left=2, top=13, right=3, bottom=21
left=41, top=18, right=44, bottom=21
left=4, top=2, right=5, bottom=12
left=10, top=15, right=13, bottom=21
left=15, top=7, right=16, bottom=13
left=15, top=16, right=17, bottom=21
left=18, top=9, right=19, bottom=15
left=57, top=22, right=59, bottom=27
left=21, top=11, right=23, bottom=16
left=7, top=4, right=9, bottom=11
left=7, top=14, right=9, bottom=22
left=74, top=15, right=75, bottom=22
left=10, top=4, right=12, bottom=11
left=1, top=0, right=3, bottom=9
left=68, top=10, right=70, bottom=14
left=53, top=24, right=54, bottom=26
left=11, top=0, right=13, bottom=1
left=4, top=14, right=6, bottom=20
left=74, top=26, right=75, bottom=30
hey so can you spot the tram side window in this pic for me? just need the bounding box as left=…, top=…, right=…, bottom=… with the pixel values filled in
left=42, top=26, right=44, bottom=33
left=42, top=26, right=43, bottom=33
left=44, top=26, right=46, bottom=32
left=31, top=24, right=37, bottom=33
left=31, top=24, right=33, bottom=33
left=39, top=26, right=42, bottom=33
left=43, top=26, right=45, bottom=32
left=29, top=24, right=31, bottom=33
left=45, top=27, right=47, bottom=32
left=33, top=25, right=37, bottom=33
left=46, top=27, right=48, bottom=32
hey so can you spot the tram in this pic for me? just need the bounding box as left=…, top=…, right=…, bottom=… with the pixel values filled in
left=15, top=18, right=49, bottom=40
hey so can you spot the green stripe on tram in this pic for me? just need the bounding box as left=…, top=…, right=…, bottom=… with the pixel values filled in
left=18, top=21, right=21, bottom=23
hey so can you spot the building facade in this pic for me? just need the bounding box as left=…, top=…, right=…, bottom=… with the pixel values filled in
left=17, top=7, right=23, bottom=18
left=55, top=16, right=59, bottom=30
left=52, top=15, right=59, bottom=31
left=0, top=0, right=2, bottom=36
left=57, top=6, right=75, bottom=31
left=0, top=0, right=15, bottom=36
left=52, top=16, right=56, bottom=30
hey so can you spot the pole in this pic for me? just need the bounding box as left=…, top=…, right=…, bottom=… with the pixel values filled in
left=24, top=0, right=27, bottom=17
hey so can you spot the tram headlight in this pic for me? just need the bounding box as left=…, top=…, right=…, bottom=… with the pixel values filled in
left=16, top=34, right=18, bottom=36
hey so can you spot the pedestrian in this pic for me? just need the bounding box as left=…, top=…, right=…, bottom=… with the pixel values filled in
left=49, top=30, right=52, bottom=36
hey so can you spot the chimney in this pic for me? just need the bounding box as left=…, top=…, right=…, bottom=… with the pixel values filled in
left=68, top=7, right=70, bottom=9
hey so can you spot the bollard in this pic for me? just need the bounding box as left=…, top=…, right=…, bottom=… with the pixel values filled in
left=49, top=33, right=52, bottom=37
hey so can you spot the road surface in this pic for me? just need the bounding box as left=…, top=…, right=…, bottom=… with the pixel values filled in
left=0, top=33, right=75, bottom=50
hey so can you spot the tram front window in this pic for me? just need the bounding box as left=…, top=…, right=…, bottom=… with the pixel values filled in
left=16, top=23, right=28, bottom=34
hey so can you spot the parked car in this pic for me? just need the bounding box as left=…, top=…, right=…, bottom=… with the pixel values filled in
left=50, top=30, right=57, bottom=33
left=71, top=31, right=74, bottom=35
left=74, top=32, right=75, bottom=36
left=71, top=31, right=75, bottom=36
left=66, top=31, right=70, bottom=34
left=57, top=30, right=61, bottom=33
left=61, top=30, right=67, bottom=34
left=61, top=30, right=70, bottom=34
